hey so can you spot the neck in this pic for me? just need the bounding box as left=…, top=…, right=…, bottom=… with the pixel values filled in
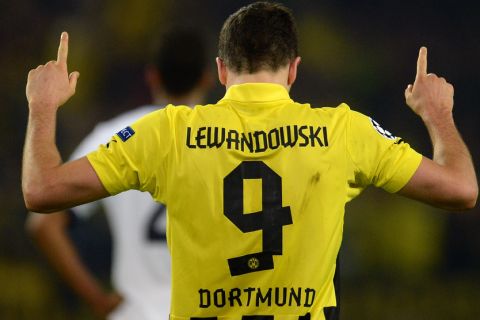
left=225, top=68, right=291, bottom=92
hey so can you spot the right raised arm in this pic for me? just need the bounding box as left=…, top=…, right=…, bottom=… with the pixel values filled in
left=22, top=32, right=109, bottom=212
left=398, top=47, right=478, bottom=210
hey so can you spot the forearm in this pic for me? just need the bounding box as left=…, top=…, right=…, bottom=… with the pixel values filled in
left=28, top=212, right=118, bottom=316
left=22, top=107, right=67, bottom=211
left=402, top=112, right=478, bottom=210
left=22, top=107, right=110, bottom=212
left=36, top=221, right=107, bottom=304
left=424, top=113, right=476, bottom=182
left=23, top=107, right=61, bottom=189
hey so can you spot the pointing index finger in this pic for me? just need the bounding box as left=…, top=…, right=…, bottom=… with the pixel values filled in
left=57, top=32, right=69, bottom=65
left=416, top=46, right=427, bottom=79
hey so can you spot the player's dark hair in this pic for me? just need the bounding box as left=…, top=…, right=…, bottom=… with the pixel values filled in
left=218, top=1, right=298, bottom=73
left=154, top=28, right=207, bottom=96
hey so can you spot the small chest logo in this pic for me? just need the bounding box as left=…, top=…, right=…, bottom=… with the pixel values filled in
left=116, top=126, right=135, bottom=142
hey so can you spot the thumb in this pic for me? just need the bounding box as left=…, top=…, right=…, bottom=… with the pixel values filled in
left=69, top=71, right=80, bottom=93
left=404, top=84, right=412, bottom=98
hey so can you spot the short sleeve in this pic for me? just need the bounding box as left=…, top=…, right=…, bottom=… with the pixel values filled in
left=87, top=109, right=171, bottom=198
left=69, top=106, right=159, bottom=213
left=347, top=110, right=422, bottom=193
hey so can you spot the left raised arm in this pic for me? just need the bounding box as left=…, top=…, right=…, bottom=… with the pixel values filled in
left=22, top=32, right=108, bottom=212
left=398, top=47, right=477, bottom=210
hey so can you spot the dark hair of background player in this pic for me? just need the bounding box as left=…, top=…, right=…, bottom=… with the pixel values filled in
left=153, top=28, right=208, bottom=96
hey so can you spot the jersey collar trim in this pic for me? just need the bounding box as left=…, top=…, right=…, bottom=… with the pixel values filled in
left=220, top=83, right=293, bottom=103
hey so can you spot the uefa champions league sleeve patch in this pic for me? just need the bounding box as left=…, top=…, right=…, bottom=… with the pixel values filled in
left=116, top=126, right=135, bottom=142
left=369, top=118, right=396, bottom=140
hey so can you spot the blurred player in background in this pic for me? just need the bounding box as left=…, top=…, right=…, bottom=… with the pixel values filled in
left=26, top=28, right=212, bottom=320
left=22, top=2, right=477, bottom=320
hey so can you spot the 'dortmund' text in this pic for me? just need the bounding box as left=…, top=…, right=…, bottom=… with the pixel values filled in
left=199, top=287, right=316, bottom=309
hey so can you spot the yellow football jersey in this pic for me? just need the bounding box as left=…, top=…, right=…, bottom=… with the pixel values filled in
left=87, top=83, right=422, bottom=320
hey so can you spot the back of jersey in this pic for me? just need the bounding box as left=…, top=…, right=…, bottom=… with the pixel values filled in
left=164, top=84, right=348, bottom=319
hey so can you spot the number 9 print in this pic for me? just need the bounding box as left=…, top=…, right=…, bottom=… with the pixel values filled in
left=223, top=161, right=293, bottom=276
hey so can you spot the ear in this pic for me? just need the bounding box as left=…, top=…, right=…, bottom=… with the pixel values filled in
left=199, top=68, right=214, bottom=91
left=287, top=56, right=302, bottom=86
left=216, top=57, right=228, bottom=86
left=144, top=64, right=163, bottom=98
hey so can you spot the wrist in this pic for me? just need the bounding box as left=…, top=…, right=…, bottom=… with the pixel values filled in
left=28, top=101, right=59, bottom=114
left=85, top=289, right=109, bottom=309
left=419, top=108, right=454, bottom=127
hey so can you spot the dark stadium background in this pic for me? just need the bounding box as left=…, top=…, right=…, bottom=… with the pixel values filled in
left=1, top=0, right=479, bottom=318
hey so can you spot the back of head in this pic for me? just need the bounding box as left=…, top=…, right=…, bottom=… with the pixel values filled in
left=218, top=1, right=298, bottom=74
left=154, top=28, right=207, bottom=96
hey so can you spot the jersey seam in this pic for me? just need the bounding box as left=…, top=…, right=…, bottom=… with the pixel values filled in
left=345, top=108, right=362, bottom=176
left=219, top=98, right=294, bottom=104
left=370, top=142, right=395, bottom=187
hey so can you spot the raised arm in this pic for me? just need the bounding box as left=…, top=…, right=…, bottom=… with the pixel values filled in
left=23, top=32, right=108, bottom=212
left=398, top=47, right=478, bottom=210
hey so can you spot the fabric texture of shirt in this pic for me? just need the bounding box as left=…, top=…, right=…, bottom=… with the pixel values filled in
left=87, top=83, right=422, bottom=320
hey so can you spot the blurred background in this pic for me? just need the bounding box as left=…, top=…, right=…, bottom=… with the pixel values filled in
left=1, top=0, right=479, bottom=319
